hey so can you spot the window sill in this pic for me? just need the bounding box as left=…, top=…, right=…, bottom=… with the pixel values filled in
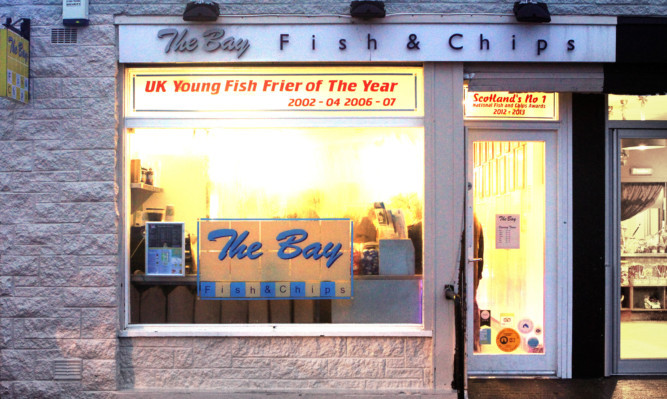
left=119, top=324, right=432, bottom=338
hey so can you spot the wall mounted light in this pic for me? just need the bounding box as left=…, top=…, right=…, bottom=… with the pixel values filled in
left=622, top=138, right=667, bottom=151
left=183, top=0, right=220, bottom=22
left=350, top=1, right=386, bottom=19
left=630, top=167, right=654, bottom=176
left=3, top=17, right=30, bottom=40
left=513, top=1, right=551, bottom=23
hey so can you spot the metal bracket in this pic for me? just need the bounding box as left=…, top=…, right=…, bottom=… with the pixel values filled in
left=445, top=284, right=458, bottom=300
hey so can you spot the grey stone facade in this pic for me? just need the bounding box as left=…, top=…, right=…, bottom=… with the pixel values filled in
left=118, top=337, right=432, bottom=391
left=0, top=1, right=664, bottom=397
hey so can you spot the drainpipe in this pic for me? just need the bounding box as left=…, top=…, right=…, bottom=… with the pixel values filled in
left=445, top=232, right=467, bottom=399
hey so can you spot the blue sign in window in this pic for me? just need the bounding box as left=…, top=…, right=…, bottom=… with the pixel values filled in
left=320, top=282, right=335, bottom=297
left=230, top=282, right=246, bottom=297
left=260, top=282, right=276, bottom=298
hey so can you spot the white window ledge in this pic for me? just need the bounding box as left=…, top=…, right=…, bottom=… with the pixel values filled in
left=119, top=324, right=432, bottom=338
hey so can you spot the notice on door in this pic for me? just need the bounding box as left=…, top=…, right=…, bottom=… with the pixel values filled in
left=496, top=214, right=520, bottom=249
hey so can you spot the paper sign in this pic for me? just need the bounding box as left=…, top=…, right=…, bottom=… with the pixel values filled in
left=480, top=328, right=491, bottom=345
left=145, top=222, right=185, bottom=276
left=496, top=328, right=521, bottom=352
left=517, top=318, right=534, bottom=334
left=480, top=309, right=491, bottom=327
left=500, top=312, right=514, bottom=327
left=198, top=218, right=353, bottom=300
left=496, top=214, right=520, bottom=249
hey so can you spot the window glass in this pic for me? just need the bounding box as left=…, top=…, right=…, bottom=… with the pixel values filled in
left=472, top=141, right=546, bottom=355
left=128, top=127, right=424, bottom=324
left=609, top=95, right=667, bottom=121
left=619, top=137, right=667, bottom=359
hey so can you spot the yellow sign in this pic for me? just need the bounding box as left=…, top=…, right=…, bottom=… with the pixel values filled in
left=496, top=328, right=521, bottom=352
left=198, top=219, right=353, bottom=300
left=0, top=28, right=29, bottom=103
left=126, top=66, right=423, bottom=118
left=464, top=88, right=557, bottom=121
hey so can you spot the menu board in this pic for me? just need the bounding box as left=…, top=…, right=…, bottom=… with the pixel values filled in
left=496, top=214, right=520, bottom=249
left=198, top=219, right=353, bottom=300
left=0, top=28, right=29, bottom=104
left=145, top=222, right=185, bottom=276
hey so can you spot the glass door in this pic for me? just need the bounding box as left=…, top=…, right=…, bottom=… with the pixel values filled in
left=616, top=130, right=667, bottom=373
left=466, top=130, right=558, bottom=375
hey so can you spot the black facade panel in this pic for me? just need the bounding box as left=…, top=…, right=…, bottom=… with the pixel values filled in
left=606, top=17, right=667, bottom=94
left=572, top=93, right=607, bottom=378
left=604, top=63, right=667, bottom=95
left=617, top=17, right=667, bottom=64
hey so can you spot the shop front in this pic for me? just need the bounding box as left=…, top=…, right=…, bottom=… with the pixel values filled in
left=607, top=95, right=667, bottom=375
left=113, top=15, right=616, bottom=394
left=6, top=2, right=667, bottom=396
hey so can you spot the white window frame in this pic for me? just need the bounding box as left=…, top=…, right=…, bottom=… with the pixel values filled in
left=118, top=64, right=434, bottom=338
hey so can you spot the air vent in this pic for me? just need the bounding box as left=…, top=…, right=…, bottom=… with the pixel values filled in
left=53, top=359, right=82, bottom=380
left=51, top=28, right=78, bottom=44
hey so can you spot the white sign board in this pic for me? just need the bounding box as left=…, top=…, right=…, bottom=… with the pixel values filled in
left=464, top=89, right=558, bottom=120
left=119, top=22, right=615, bottom=63
left=126, top=67, right=423, bottom=118
left=496, top=214, right=520, bottom=249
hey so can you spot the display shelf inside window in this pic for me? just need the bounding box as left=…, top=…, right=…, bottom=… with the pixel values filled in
left=620, top=255, right=667, bottom=321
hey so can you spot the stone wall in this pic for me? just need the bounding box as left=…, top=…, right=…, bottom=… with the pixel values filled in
left=0, top=2, right=119, bottom=399
left=118, top=337, right=433, bottom=391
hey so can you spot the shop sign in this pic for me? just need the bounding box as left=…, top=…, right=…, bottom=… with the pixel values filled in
left=464, top=88, right=558, bottom=120
left=118, top=22, right=615, bottom=63
left=126, top=67, right=422, bottom=117
left=197, top=219, right=353, bottom=300
left=0, top=28, right=29, bottom=103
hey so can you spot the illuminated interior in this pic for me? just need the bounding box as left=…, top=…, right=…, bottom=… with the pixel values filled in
left=609, top=95, right=667, bottom=121
left=473, top=141, right=546, bottom=355
left=128, top=126, right=424, bottom=324
left=619, top=138, right=667, bottom=359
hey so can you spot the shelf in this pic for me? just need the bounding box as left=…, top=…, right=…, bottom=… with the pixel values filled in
left=131, top=274, right=423, bottom=285
left=131, top=274, right=196, bottom=285
left=631, top=284, right=667, bottom=288
left=130, top=183, right=163, bottom=193
left=631, top=308, right=667, bottom=312
left=354, top=275, right=423, bottom=281
left=621, top=253, right=667, bottom=258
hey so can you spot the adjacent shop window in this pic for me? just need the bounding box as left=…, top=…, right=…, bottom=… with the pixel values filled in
left=125, top=67, right=425, bottom=325
left=619, top=137, right=667, bottom=359
left=609, top=95, right=667, bottom=121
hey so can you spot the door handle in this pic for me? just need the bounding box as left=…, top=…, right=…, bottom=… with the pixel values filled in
left=468, top=258, right=483, bottom=262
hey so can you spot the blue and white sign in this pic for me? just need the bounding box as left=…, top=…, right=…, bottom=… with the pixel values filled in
left=197, top=218, right=353, bottom=300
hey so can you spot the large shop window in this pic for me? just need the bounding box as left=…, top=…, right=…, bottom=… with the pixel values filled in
left=124, top=67, right=425, bottom=326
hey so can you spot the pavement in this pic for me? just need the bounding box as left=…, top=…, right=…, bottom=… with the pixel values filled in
left=116, top=377, right=667, bottom=398
left=468, top=376, right=667, bottom=399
